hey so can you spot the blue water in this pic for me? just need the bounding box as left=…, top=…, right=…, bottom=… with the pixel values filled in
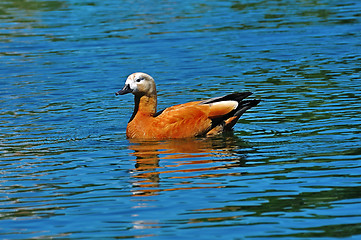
left=1, top=0, right=361, bottom=239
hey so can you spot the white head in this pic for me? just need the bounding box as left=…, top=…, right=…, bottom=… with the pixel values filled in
left=115, top=72, right=156, bottom=97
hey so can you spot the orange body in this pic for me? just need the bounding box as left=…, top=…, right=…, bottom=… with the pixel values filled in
left=126, top=98, right=214, bottom=139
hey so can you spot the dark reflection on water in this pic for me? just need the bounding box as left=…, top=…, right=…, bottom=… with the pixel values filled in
left=128, top=136, right=251, bottom=197
left=1, top=0, right=361, bottom=239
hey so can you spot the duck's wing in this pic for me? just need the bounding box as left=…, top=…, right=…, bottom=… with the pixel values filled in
left=151, top=92, right=260, bottom=138
left=155, top=92, right=253, bottom=118
left=150, top=100, right=218, bottom=138
left=202, top=92, right=260, bottom=131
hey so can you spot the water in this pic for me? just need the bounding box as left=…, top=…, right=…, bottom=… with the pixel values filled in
left=1, top=0, right=361, bottom=239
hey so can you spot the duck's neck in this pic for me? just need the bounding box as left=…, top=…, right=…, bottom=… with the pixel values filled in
left=129, top=94, right=157, bottom=122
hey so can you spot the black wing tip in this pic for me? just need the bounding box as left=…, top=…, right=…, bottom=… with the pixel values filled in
left=233, top=99, right=261, bottom=117
left=252, top=99, right=262, bottom=106
left=241, top=99, right=262, bottom=107
left=201, top=92, right=254, bottom=104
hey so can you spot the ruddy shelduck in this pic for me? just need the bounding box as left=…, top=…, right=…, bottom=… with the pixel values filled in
left=116, top=72, right=260, bottom=139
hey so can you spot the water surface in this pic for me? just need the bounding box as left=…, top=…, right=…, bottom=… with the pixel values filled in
left=1, top=0, right=361, bottom=239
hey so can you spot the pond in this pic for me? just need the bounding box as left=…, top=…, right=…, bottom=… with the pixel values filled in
left=1, top=0, right=361, bottom=239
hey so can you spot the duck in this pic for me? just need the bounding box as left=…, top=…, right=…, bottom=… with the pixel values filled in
left=115, top=72, right=260, bottom=139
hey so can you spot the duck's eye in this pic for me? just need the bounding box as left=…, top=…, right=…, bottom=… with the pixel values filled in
left=136, top=78, right=144, bottom=83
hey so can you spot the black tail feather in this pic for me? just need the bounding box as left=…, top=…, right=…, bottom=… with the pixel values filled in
left=234, top=99, right=261, bottom=117
left=207, top=93, right=261, bottom=132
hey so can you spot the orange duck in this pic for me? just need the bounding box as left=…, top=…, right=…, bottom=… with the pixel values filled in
left=116, top=72, right=260, bottom=139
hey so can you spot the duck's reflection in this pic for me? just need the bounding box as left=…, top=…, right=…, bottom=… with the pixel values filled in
left=128, top=134, right=251, bottom=196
